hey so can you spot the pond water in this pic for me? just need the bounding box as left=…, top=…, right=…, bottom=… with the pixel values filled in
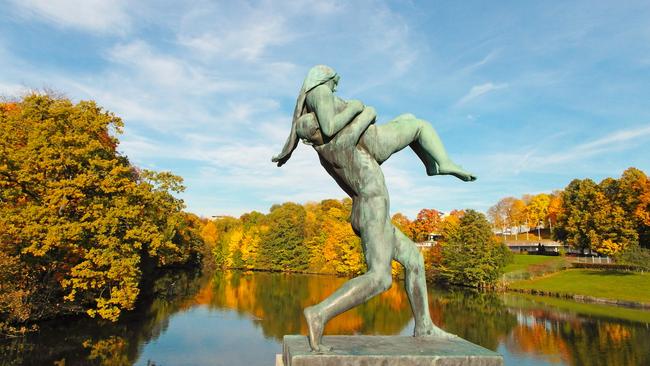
left=2, top=270, right=650, bottom=366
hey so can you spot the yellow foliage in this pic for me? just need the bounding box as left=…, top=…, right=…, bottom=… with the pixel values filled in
left=595, top=239, right=623, bottom=256
left=0, top=94, right=206, bottom=323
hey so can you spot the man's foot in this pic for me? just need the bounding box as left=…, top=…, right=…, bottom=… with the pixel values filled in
left=304, top=306, right=331, bottom=352
left=431, top=161, right=476, bottom=182
left=414, top=322, right=458, bottom=340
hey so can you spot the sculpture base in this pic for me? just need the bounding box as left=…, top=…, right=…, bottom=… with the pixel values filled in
left=281, top=335, right=503, bottom=366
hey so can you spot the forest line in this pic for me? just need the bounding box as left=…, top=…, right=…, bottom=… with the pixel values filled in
left=2, top=94, right=648, bottom=335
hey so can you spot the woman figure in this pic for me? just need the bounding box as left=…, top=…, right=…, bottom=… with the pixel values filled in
left=272, top=65, right=474, bottom=352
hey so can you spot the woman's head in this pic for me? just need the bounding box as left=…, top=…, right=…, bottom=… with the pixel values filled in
left=273, top=65, right=337, bottom=166
left=302, top=65, right=339, bottom=93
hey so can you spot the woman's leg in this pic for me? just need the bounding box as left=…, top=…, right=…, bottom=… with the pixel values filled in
left=361, top=114, right=476, bottom=181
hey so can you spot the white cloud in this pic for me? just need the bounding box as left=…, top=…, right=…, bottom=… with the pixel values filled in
left=177, top=4, right=296, bottom=62
left=455, top=82, right=508, bottom=106
left=475, top=124, right=650, bottom=177
left=10, top=0, right=130, bottom=34
left=0, top=81, right=31, bottom=97
left=107, top=40, right=233, bottom=93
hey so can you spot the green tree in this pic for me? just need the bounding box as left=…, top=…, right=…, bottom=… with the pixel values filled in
left=433, top=210, right=511, bottom=288
left=259, top=202, right=308, bottom=271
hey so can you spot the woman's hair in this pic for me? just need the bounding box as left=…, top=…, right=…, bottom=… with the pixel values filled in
left=272, top=65, right=337, bottom=166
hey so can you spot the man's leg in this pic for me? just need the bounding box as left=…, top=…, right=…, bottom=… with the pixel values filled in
left=361, top=114, right=476, bottom=181
left=304, top=207, right=394, bottom=352
left=392, top=226, right=456, bottom=338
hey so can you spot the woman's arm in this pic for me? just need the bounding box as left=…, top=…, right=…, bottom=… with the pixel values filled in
left=305, top=84, right=364, bottom=139
left=334, top=106, right=376, bottom=148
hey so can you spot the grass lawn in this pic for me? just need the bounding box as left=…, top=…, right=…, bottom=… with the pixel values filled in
left=504, top=254, right=563, bottom=273
left=509, top=269, right=650, bottom=304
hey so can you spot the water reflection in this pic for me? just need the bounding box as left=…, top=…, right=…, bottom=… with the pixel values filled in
left=1, top=270, right=649, bottom=366
left=501, top=294, right=650, bottom=366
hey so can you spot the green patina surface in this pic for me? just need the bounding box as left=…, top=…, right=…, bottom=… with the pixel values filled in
left=274, top=65, right=477, bottom=352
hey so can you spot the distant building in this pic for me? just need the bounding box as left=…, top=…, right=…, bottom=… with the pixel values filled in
left=505, top=241, right=572, bottom=254
left=415, top=232, right=442, bottom=250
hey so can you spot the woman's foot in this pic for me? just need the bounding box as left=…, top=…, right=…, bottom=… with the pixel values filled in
left=304, top=306, right=331, bottom=352
left=430, top=160, right=476, bottom=181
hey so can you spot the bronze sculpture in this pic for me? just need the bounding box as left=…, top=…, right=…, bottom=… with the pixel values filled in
left=273, top=65, right=475, bottom=352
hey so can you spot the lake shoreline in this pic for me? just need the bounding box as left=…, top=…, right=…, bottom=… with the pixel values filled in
left=507, top=287, right=650, bottom=310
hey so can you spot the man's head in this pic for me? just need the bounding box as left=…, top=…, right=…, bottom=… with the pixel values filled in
left=296, top=113, right=323, bottom=146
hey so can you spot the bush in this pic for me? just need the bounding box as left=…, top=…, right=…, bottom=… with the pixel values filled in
left=571, top=262, right=641, bottom=271
left=614, top=245, right=650, bottom=271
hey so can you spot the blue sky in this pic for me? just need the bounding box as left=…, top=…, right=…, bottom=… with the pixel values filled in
left=1, top=0, right=650, bottom=219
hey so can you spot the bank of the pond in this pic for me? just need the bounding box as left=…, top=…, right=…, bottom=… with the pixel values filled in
left=508, top=269, right=650, bottom=309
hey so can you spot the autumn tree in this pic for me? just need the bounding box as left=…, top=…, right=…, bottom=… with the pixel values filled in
left=546, top=192, right=563, bottom=233
left=488, top=197, right=521, bottom=238
left=239, top=211, right=266, bottom=269
left=391, top=213, right=414, bottom=240
left=212, top=216, right=241, bottom=269
left=605, top=168, right=650, bottom=248
left=0, top=94, right=205, bottom=326
left=555, top=179, right=637, bottom=255
left=511, top=199, right=528, bottom=240
left=527, top=193, right=551, bottom=239
left=410, top=208, right=443, bottom=242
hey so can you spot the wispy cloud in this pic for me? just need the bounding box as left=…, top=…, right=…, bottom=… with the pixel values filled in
left=10, top=0, right=130, bottom=34
left=541, top=124, right=650, bottom=166
left=575, top=124, right=650, bottom=152
left=476, top=124, right=650, bottom=177
left=178, top=12, right=294, bottom=62
left=460, top=49, right=500, bottom=74
left=455, top=82, right=508, bottom=106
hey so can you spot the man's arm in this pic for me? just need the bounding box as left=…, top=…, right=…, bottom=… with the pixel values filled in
left=305, top=84, right=364, bottom=139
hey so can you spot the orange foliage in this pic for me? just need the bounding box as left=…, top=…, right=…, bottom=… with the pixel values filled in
left=0, top=102, right=19, bottom=113
left=507, top=323, right=571, bottom=363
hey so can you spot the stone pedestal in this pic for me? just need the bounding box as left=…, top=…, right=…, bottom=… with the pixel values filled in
left=280, top=335, right=503, bottom=366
